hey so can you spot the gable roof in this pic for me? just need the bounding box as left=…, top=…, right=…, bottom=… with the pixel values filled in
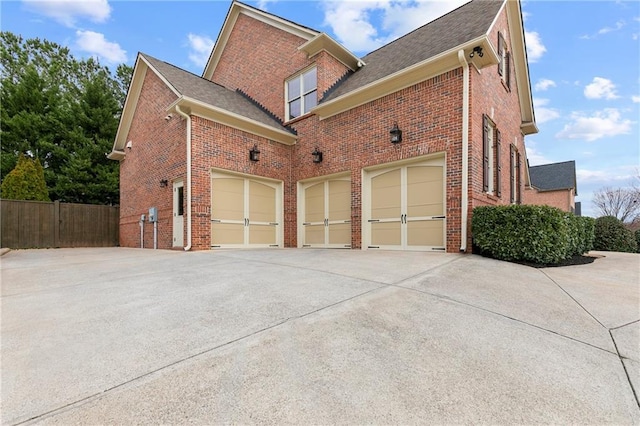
left=323, top=0, right=504, bottom=102
left=529, top=161, right=578, bottom=195
left=109, top=53, right=296, bottom=159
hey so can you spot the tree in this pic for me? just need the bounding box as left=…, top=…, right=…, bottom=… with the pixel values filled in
left=592, top=180, right=640, bottom=224
left=0, top=31, right=132, bottom=205
left=593, top=215, right=637, bottom=253
left=1, top=154, right=50, bottom=201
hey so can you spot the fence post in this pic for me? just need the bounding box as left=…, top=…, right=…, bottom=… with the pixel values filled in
left=54, top=200, right=60, bottom=248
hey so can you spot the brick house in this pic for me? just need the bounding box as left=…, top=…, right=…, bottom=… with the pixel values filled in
left=523, top=160, right=579, bottom=214
left=108, top=0, right=537, bottom=253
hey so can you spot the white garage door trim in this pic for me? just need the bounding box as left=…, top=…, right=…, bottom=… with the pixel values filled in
left=362, top=154, right=446, bottom=252
left=297, top=172, right=351, bottom=248
left=210, top=169, right=283, bottom=249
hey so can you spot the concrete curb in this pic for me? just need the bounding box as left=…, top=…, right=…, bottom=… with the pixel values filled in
left=0, top=248, right=11, bottom=256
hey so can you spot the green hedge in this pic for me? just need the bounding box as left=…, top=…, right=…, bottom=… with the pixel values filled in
left=593, top=216, right=638, bottom=253
left=472, top=205, right=595, bottom=265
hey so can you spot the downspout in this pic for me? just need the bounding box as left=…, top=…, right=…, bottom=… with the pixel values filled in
left=175, top=104, right=192, bottom=251
left=457, top=50, right=470, bottom=252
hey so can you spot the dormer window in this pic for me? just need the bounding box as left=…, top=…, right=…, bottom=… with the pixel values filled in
left=286, top=67, right=317, bottom=120
left=498, top=32, right=511, bottom=90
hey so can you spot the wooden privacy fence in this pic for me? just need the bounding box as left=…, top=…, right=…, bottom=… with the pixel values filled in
left=1, top=199, right=119, bottom=249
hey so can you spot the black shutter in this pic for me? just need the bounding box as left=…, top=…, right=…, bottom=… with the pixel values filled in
left=509, top=145, right=515, bottom=204
left=516, top=152, right=522, bottom=204
left=496, top=129, right=501, bottom=197
left=505, top=51, right=511, bottom=90
left=498, top=32, right=504, bottom=76
left=483, top=115, right=489, bottom=192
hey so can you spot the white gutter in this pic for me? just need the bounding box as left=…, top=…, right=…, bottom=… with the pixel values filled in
left=175, top=104, right=192, bottom=251
left=457, top=49, right=470, bottom=252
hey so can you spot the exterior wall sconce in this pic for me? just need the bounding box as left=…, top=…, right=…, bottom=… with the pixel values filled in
left=249, top=144, right=260, bottom=162
left=469, top=46, right=484, bottom=58
left=160, top=179, right=168, bottom=188
left=126, top=140, right=133, bottom=150
left=390, top=123, right=402, bottom=144
left=312, top=147, right=323, bottom=163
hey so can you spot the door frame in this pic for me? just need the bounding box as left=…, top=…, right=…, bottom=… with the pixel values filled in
left=362, top=153, right=446, bottom=251
left=297, top=171, right=351, bottom=248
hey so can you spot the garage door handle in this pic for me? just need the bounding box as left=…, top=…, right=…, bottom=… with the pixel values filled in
left=343, top=220, right=351, bottom=223
left=269, top=222, right=278, bottom=225
left=433, top=215, right=446, bottom=219
left=211, top=219, right=221, bottom=223
left=368, top=219, right=380, bottom=223
left=303, top=222, right=310, bottom=225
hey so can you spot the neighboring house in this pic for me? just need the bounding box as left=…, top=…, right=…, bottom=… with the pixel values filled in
left=108, top=0, right=537, bottom=253
left=523, top=160, right=578, bottom=214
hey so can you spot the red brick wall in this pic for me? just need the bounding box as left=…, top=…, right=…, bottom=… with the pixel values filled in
left=290, top=69, right=464, bottom=251
left=211, top=14, right=350, bottom=122
left=118, top=69, right=186, bottom=249
left=522, top=187, right=574, bottom=212
left=468, top=6, right=528, bottom=249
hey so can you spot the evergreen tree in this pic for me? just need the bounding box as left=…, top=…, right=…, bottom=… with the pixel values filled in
left=1, top=154, right=50, bottom=201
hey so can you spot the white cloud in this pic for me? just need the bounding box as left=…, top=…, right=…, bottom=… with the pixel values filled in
left=577, top=167, right=636, bottom=184
left=321, top=0, right=466, bottom=53
left=524, top=31, right=546, bottom=63
left=632, top=95, right=640, bottom=103
left=187, top=33, right=214, bottom=68
left=584, top=77, right=619, bottom=100
left=256, top=0, right=274, bottom=11
left=23, top=0, right=110, bottom=27
left=533, top=98, right=560, bottom=124
left=75, top=30, right=126, bottom=64
left=525, top=142, right=552, bottom=166
left=555, top=108, right=634, bottom=142
left=598, top=20, right=625, bottom=35
left=534, top=78, right=556, bottom=92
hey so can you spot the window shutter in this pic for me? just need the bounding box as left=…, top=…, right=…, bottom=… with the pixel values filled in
left=516, top=152, right=522, bottom=204
left=495, top=129, right=501, bottom=197
left=509, top=145, right=515, bottom=204
left=497, top=32, right=504, bottom=76
left=483, top=115, right=489, bottom=192
left=505, top=51, right=511, bottom=90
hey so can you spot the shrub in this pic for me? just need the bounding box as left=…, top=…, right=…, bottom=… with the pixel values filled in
left=593, top=216, right=638, bottom=253
left=636, top=229, right=640, bottom=253
left=472, top=205, right=569, bottom=264
left=566, top=215, right=595, bottom=256
left=0, top=154, right=50, bottom=201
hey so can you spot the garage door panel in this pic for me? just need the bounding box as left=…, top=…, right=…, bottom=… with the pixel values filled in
left=407, top=220, right=444, bottom=247
left=328, top=180, right=350, bottom=222
left=371, top=169, right=401, bottom=220
left=371, top=221, right=402, bottom=246
left=249, top=181, right=276, bottom=223
left=248, top=224, right=276, bottom=245
left=212, top=178, right=244, bottom=221
left=328, top=223, right=350, bottom=246
left=305, top=224, right=325, bottom=245
left=212, top=222, right=244, bottom=245
left=305, top=183, right=324, bottom=223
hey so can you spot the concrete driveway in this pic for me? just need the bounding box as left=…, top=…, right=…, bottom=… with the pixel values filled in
left=1, top=248, right=638, bottom=425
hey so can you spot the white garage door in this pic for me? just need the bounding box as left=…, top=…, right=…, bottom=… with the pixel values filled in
left=364, top=159, right=445, bottom=251
left=300, top=176, right=351, bottom=248
left=210, top=171, right=282, bottom=248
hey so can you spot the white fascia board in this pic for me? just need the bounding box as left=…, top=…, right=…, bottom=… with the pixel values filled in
left=170, top=96, right=297, bottom=146
left=314, top=36, right=497, bottom=120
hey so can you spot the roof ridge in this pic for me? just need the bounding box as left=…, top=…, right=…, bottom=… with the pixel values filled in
left=235, top=88, right=297, bottom=135
left=233, top=0, right=320, bottom=34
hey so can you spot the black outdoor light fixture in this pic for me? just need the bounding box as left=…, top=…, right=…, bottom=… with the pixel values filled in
left=390, top=122, right=402, bottom=144
left=469, top=46, right=484, bottom=58
left=160, top=179, right=168, bottom=188
left=249, top=144, right=260, bottom=162
left=312, top=147, right=323, bottom=163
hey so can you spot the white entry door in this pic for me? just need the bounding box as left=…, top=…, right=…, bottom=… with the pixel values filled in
left=173, top=181, right=184, bottom=247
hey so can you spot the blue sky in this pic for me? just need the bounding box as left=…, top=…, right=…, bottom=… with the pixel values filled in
left=2, top=0, right=639, bottom=217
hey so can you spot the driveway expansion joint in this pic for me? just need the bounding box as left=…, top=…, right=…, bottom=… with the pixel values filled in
left=609, top=329, right=640, bottom=410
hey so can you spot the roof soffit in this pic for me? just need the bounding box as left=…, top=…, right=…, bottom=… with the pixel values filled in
left=202, top=1, right=319, bottom=80
left=298, top=33, right=363, bottom=71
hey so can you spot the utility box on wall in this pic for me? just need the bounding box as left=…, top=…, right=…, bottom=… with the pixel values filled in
left=148, top=207, right=158, bottom=223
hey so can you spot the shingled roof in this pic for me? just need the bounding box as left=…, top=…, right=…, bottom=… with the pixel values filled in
left=323, top=0, right=504, bottom=102
left=142, top=53, right=291, bottom=132
left=529, top=161, right=578, bottom=195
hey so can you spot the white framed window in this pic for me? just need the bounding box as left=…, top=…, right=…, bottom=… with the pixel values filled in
left=286, top=67, right=317, bottom=120
left=483, top=115, right=500, bottom=195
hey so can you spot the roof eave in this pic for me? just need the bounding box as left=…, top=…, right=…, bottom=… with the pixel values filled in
left=202, top=1, right=319, bottom=80
left=170, top=96, right=297, bottom=146
left=314, top=36, right=498, bottom=120
left=298, top=33, right=363, bottom=72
